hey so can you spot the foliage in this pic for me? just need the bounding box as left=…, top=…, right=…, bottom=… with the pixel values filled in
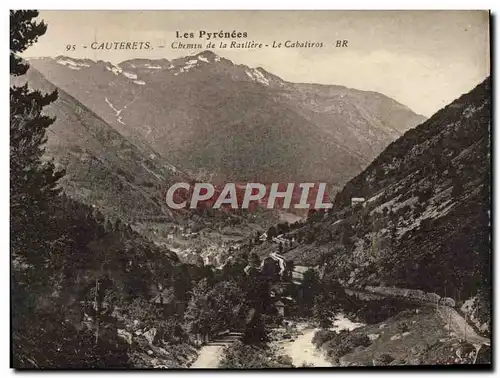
left=218, top=341, right=293, bottom=368
left=373, top=353, right=395, bottom=366
left=342, top=297, right=416, bottom=325
left=12, top=308, right=130, bottom=368
left=312, top=329, right=337, bottom=348
left=10, top=10, right=47, bottom=76
left=321, top=331, right=372, bottom=360
left=266, top=226, right=277, bottom=240
left=10, top=11, right=211, bottom=367
left=184, top=279, right=248, bottom=339
left=299, top=269, right=320, bottom=314
left=312, top=293, right=333, bottom=328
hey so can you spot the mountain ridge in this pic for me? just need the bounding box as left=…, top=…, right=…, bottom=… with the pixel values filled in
left=278, top=77, right=490, bottom=332
left=11, top=66, right=189, bottom=222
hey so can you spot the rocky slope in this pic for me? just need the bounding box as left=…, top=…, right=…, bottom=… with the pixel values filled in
left=282, top=77, right=491, bottom=329
left=313, top=308, right=489, bottom=366
left=28, top=51, right=425, bottom=187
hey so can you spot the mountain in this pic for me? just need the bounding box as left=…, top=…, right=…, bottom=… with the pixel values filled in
left=280, top=77, right=491, bottom=328
left=11, top=66, right=189, bottom=222
left=28, top=51, right=426, bottom=187
left=11, top=64, right=283, bottom=262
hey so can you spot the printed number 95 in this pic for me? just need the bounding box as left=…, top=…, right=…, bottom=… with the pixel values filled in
left=65, top=44, right=76, bottom=51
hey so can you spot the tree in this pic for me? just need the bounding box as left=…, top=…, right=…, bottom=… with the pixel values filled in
left=451, top=175, right=465, bottom=197
left=242, top=312, right=269, bottom=345
left=313, top=293, right=333, bottom=328
left=341, top=223, right=355, bottom=247
left=184, top=279, right=247, bottom=342
left=261, top=258, right=280, bottom=281
left=10, top=11, right=47, bottom=76
left=221, top=256, right=247, bottom=282
left=301, top=269, right=321, bottom=314
left=184, top=279, right=212, bottom=342
left=277, top=222, right=289, bottom=235
left=267, top=226, right=277, bottom=240
left=85, top=274, right=119, bottom=345
left=10, top=11, right=70, bottom=367
left=254, top=231, right=261, bottom=244
left=249, top=252, right=260, bottom=267
left=208, top=281, right=247, bottom=332
left=417, top=187, right=434, bottom=203
left=218, top=341, right=292, bottom=368
left=307, top=209, right=317, bottom=221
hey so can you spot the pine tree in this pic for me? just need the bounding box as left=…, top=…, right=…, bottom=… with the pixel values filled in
left=10, top=10, right=47, bottom=76
left=266, top=226, right=277, bottom=240
left=313, top=293, right=332, bottom=328
left=10, top=10, right=68, bottom=367
left=184, top=278, right=213, bottom=343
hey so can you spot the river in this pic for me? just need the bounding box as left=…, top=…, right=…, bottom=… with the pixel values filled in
left=277, top=314, right=365, bottom=368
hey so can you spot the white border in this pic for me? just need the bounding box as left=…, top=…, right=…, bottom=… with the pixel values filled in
left=2, top=2, right=497, bottom=377
left=0, top=1, right=498, bottom=9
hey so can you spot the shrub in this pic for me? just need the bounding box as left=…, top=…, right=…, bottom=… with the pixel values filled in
left=336, top=334, right=371, bottom=356
left=398, top=322, right=410, bottom=333
left=321, top=331, right=372, bottom=359
left=312, top=329, right=336, bottom=348
left=218, top=341, right=293, bottom=368
left=374, top=353, right=395, bottom=366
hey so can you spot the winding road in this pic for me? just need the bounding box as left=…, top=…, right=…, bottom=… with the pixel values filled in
left=438, top=307, right=490, bottom=347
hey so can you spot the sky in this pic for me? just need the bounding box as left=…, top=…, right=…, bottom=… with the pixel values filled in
left=24, top=10, right=490, bottom=117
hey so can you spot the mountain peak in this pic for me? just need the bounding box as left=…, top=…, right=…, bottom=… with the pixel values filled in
left=175, top=50, right=223, bottom=66
left=28, top=50, right=426, bottom=188
left=51, top=56, right=95, bottom=70
left=119, top=58, right=173, bottom=71
left=194, top=50, right=220, bottom=61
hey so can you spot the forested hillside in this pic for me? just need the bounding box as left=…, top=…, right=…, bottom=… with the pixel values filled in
left=10, top=11, right=277, bottom=368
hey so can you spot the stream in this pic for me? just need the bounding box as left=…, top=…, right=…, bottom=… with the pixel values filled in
left=277, top=314, right=365, bottom=368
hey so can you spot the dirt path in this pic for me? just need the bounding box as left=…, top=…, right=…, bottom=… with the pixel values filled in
left=189, top=333, right=243, bottom=369
left=190, top=344, right=225, bottom=369
left=438, top=307, right=490, bottom=346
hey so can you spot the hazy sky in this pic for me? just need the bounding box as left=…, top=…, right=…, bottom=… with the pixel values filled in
left=24, top=10, right=490, bottom=117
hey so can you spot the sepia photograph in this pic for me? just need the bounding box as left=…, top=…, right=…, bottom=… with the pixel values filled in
left=9, top=9, right=491, bottom=369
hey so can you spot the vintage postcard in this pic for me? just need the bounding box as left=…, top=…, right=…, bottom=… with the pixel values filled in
left=10, top=10, right=491, bottom=369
